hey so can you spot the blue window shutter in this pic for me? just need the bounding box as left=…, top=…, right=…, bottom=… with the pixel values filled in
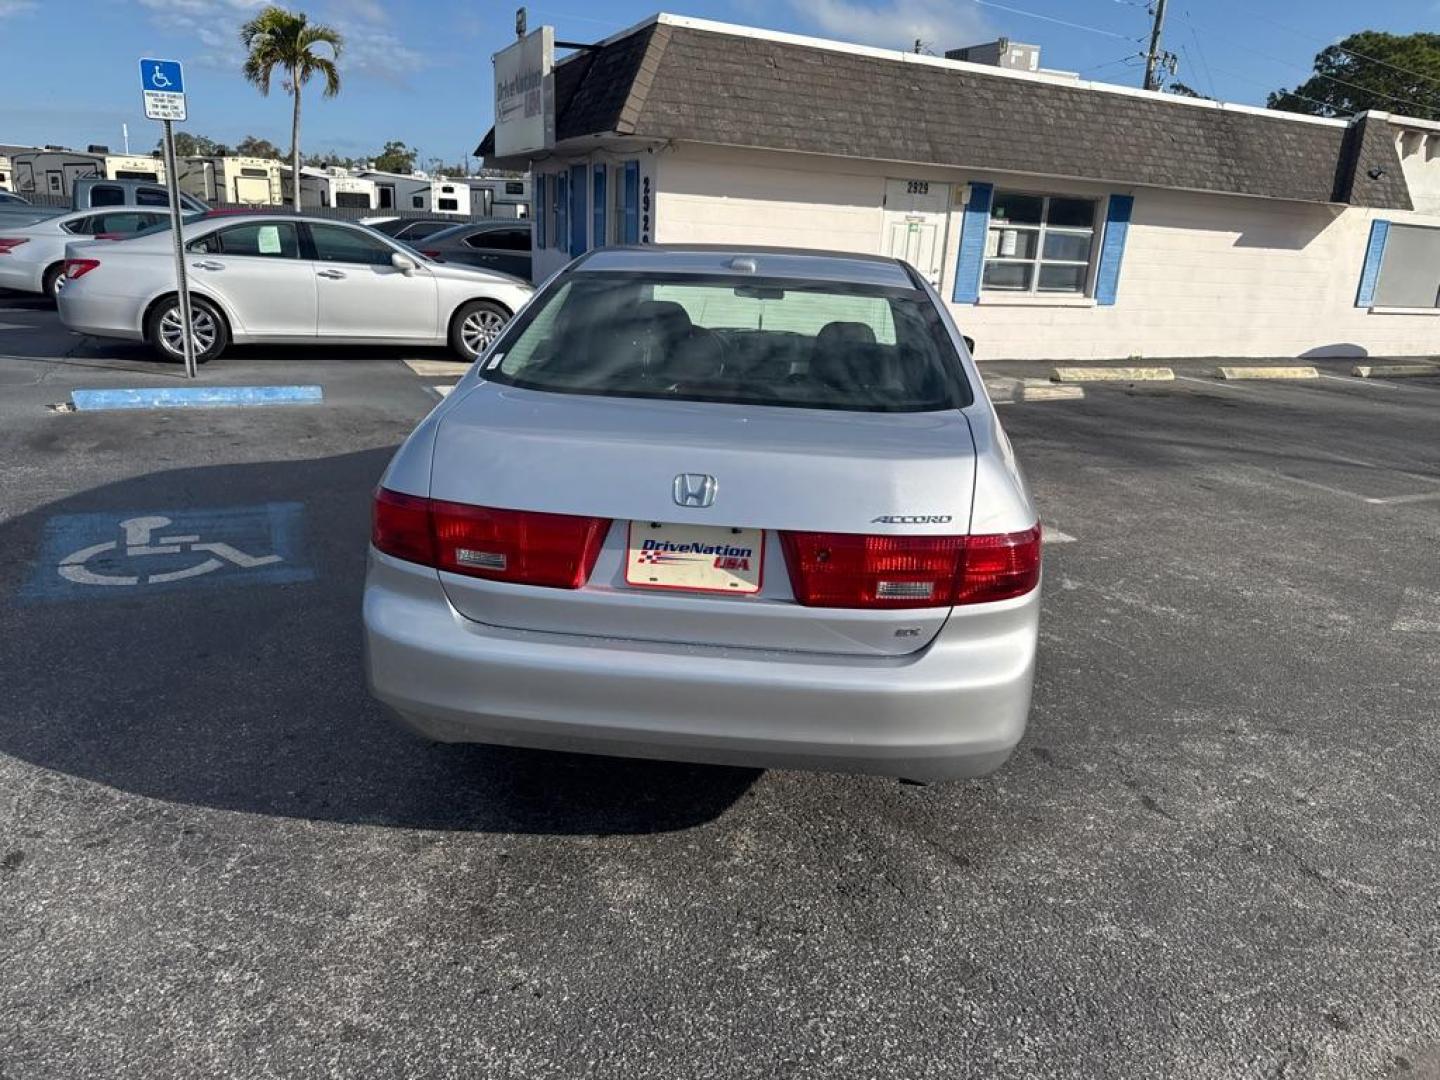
left=592, top=164, right=606, bottom=248
left=534, top=174, right=546, bottom=250
left=555, top=172, right=567, bottom=252
left=1356, top=220, right=1390, bottom=307
left=623, top=161, right=639, bottom=245
left=952, top=182, right=993, bottom=304
left=1094, top=194, right=1134, bottom=307
left=569, top=163, right=587, bottom=257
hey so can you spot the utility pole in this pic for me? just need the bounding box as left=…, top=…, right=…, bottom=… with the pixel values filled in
left=1143, top=0, right=1169, bottom=91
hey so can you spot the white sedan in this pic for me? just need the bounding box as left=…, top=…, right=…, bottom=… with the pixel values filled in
left=0, top=208, right=178, bottom=299
left=56, top=214, right=534, bottom=363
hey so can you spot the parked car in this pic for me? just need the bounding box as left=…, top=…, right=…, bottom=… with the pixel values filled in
left=0, top=208, right=187, bottom=299
left=0, top=190, right=63, bottom=228
left=362, top=217, right=467, bottom=243
left=364, top=245, right=1041, bottom=783
left=71, top=177, right=208, bottom=213
left=414, top=220, right=531, bottom=279
left=57, top=215, right=532, bottom=363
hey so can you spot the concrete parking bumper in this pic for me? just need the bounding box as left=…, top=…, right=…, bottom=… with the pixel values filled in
left=1352, top=362, right=1440, bottom=378
left=1217, top=365, right=1320, bottom=380
left=1051, top=366, right=1175, bottom=383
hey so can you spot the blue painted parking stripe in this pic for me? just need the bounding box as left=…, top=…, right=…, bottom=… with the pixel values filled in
left=70, top=385, right=323, bottom=411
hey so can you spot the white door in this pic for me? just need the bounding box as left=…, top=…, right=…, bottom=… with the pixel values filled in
left=307, top=222, right=439, bottom=341
left=185, top=220, right=317, bottom=337
left=882, top=179, right=950, bottom=288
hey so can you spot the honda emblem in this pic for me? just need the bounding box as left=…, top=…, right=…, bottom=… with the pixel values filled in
left=673, top=473, right=717, bottom=508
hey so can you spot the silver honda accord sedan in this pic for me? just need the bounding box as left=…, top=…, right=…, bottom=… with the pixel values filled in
left=364, top=246, right=1041, bottom=782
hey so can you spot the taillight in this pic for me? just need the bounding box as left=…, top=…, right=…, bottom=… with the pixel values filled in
left=953, top=527, right=1044, bottom=605
left=372, top=488, right=433, bottom=567
left=63, top=258, right=100, bottom=281
left=371, top=487, right=608, bottom=590
left=780, top=525, right=1040, bottom=609
left=0, top=238, right=28, bottom=254
left=420, top=249, right=441, bottom=259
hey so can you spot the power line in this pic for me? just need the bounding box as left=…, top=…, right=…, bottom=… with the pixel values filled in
left=1202, top=61, right=1354, bottom=117
left=1206, top=30, right=1440, bottom=115
left=963, top=0, right=1142, bottom=42
left=1180, top=10, right=1217, bottom=99
left=1081, top=52, right=1145, bottom=76
left=1204, top=0, right=1440, bottom=92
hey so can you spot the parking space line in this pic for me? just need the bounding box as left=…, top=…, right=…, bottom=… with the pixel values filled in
left=1176, top=375, right=1260, bottom=392
left=1318, top=373, right=1421, bottom=393
left=1044, top=527, right=1077, bottom=544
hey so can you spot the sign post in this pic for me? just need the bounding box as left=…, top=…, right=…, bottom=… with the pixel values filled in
left=140, top=58, right=196, bottom=379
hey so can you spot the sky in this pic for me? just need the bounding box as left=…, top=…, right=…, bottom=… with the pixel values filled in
left=0, top=0, right=1434, bottom=169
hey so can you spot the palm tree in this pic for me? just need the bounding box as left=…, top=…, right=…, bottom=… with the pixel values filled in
left=240, top=6, right=342, bottom=212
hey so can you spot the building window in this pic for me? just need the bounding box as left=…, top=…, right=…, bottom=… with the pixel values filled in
left=437, top=197, right=458, bottom=211
left=1374, top=224, right=1440, bottom=308
left=506, top=181, right=524, bottom=195
left=983, top=192, right=1097, bottom=295
left=411, top=195, right=424, bottom=209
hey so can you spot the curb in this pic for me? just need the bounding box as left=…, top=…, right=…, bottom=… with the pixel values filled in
left=69, top=385, right=324, bottom=411
left=1051, top=366, right=1175, bottom=383
left=1352, top=363, right=1440, bottom=378
left=1217, top=366, right=1319, bottom=381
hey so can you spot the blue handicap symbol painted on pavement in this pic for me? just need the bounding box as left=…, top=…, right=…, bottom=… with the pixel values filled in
left=21, top=502, right=313, bottom=602
left=140, top=58, right=185, bottom=94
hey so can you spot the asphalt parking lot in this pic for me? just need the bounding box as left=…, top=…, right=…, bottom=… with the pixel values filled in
left=1, top=290, right=1438, bottom=1080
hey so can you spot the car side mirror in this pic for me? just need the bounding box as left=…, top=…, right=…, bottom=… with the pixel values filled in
left=962, top=335, right=976, bottom=356
left=391, top=252, right=416, bottom=276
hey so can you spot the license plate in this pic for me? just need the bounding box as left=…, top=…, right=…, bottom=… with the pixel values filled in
left=625, top=521, right=764, bottom=595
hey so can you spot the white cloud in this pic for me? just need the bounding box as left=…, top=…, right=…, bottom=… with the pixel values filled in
left=790, top=0, right=991, bottom=53
left=332, top=21, right=425, bottom=85
left=133, top=0, right=423, bottom=84
left=0, top=0, right=38, bottom=16
left=136, top=0, right=266, bottom=69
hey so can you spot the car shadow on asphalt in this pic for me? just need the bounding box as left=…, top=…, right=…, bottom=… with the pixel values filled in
left=0, top=447, right=759, bottom=835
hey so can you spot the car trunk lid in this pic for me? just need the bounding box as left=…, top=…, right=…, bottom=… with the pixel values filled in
left=428, top=384, right=976, bottom=656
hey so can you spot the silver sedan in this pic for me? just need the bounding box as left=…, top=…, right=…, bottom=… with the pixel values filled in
left=56, top=214, right=533, bottom=363
left=364, top=246, right=1040, bottom=782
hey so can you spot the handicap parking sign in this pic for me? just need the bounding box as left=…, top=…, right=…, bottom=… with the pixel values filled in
left=140, top=57, right=186, bottom=121
left=21, top=502, right=313, bottom=602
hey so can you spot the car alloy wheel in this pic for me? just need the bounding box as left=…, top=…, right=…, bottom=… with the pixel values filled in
left=159, top=305, right=217, bottom=357
left=460, top=307, right=506, bottom=356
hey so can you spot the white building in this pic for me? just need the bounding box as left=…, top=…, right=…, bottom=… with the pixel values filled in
left=0, top=155, right=14, bottom=193
left=482, top=15, right=1440, bottom=360
left=280, top=165, right=378, bottom=209
left=357, top=169, right=471, bottom=215
left=177, top=155, right=283, bottom=205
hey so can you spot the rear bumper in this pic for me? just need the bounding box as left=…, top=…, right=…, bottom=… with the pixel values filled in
left=0, top=260, right=40, bottom=293
left=363, top=550, right=1038, bottom=782
left=56, top=289, right=143, bottom=340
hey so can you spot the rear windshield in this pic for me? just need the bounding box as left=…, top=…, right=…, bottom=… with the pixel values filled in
left=483, top=271, right=970, bottom=412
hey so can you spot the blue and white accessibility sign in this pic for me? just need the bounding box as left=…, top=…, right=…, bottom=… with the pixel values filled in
left=140, top=58, right=186, bottom=122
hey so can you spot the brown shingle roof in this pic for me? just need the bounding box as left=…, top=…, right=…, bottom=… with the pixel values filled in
left=480, top=19, right=1412, bottom=210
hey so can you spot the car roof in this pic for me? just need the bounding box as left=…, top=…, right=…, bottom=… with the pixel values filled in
left=575, top=245, right=918, bottom=289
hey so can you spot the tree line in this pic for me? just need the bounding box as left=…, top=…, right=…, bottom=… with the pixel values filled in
left=157, top=132, right=473, bottom=178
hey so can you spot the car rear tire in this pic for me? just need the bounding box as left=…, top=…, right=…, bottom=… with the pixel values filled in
left=42, top=264, right=65, bottom=302
left=146, top=295, right=228, bottom=365
left=449, top=300, right=511, bottom=361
